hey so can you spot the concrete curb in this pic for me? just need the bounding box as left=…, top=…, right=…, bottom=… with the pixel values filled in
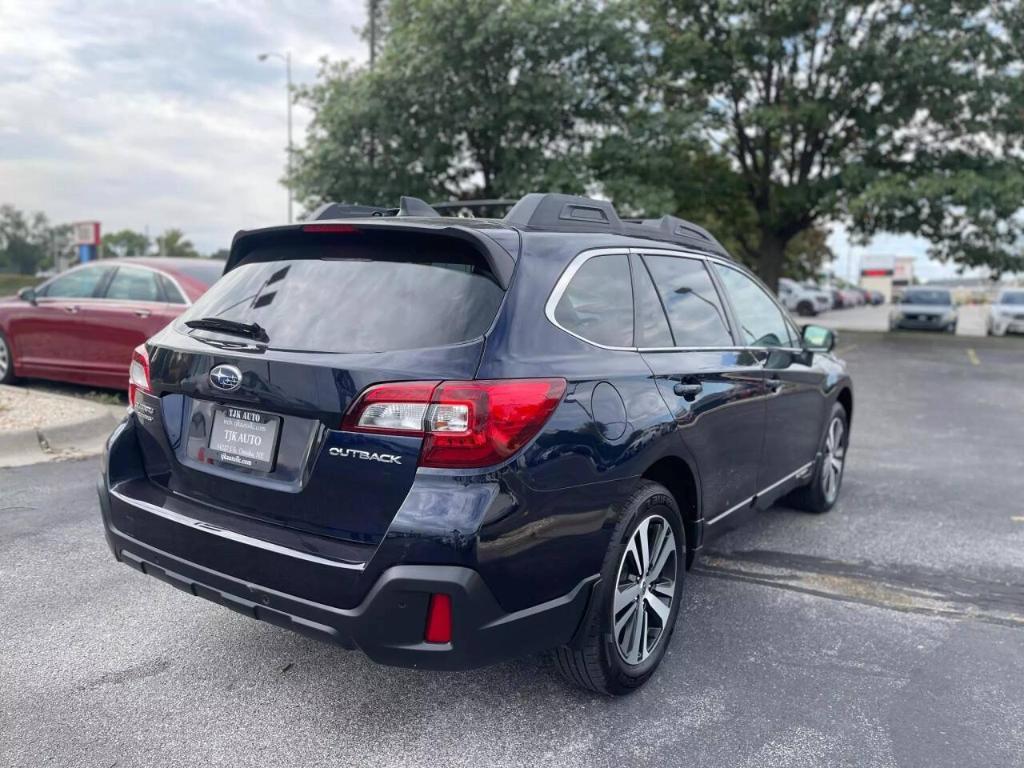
left=41, top=409, right=124, bottom=454
left=0, top=427, right=45, bottom=467
left=0, top=386, right=126, bottom=467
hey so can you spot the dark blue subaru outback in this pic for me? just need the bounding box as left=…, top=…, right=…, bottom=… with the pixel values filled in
left=98, top=194, right=852, bottom=695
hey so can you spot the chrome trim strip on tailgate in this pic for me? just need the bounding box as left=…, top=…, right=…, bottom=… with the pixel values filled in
left=109, top=487, right=366, bottom=571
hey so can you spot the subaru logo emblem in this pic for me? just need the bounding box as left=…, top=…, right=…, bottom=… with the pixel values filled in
left=209, top=364, right=242, bottom=392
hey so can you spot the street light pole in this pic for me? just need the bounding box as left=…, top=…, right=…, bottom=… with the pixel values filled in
left=258, top=50, right=293, bottom=223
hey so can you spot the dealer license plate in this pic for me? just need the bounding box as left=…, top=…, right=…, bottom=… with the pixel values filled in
left=208, top=406, right=280, bottom=472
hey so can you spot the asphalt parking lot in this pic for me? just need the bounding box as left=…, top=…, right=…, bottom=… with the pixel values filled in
left=2, top=331, right=1022, bottom=768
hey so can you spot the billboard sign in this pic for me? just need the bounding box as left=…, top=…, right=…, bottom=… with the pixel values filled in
left=73, top=221, right=101, bottom=246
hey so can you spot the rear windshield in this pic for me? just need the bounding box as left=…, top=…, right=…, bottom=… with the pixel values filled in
left=173, top=260, right=225, bottom=285
left=902, top=290, right=951, bottom=305
left=176, top=240, right=502, bottom=353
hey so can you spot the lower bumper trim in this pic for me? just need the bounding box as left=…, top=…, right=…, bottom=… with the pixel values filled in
left=107, top=526, right=597, bottom=670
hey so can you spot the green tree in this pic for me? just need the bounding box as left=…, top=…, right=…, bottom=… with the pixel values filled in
left=292, top=0, right=629, bottom=208
left=0, top=205, right=51, bottom=275
left=155, top=229, right=198, bottom=259
left=102, top=229, right=150, bottom=259
left=609, top=0, right=1021, bottom=287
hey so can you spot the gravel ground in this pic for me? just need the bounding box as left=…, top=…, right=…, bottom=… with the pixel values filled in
left=2, top=331, right=1022, bottom=768
left=0, top=385, right=104, bottom=432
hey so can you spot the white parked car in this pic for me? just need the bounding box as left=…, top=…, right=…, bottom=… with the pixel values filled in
left=890, top=288, right=958, bottom=333
left=778, top=278, right=831, bottom=317
left=987, top=289, right=1024, bottom=336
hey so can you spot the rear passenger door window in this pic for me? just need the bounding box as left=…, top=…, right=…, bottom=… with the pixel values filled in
left=552, top=253, right=634, bottom=347
left=641, top=254, right=733, bottom=347
left=713, top=263, right=796, bottom=348
left=104, top=266, right=162, bottom=302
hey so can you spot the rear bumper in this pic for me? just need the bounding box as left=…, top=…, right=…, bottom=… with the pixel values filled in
left=97, top=475, right=597, bottom=671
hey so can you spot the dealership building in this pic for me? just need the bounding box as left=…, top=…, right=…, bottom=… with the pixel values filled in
left=859, top=254, right=916, bottom=302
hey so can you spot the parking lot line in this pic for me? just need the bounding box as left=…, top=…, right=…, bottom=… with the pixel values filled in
left=966, top=347, right=980, bottom=366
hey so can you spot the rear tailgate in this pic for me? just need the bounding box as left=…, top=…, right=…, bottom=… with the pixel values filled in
left=132, top=227, right=506, bottom=547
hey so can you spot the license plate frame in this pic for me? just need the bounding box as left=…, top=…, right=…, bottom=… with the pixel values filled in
left=207, top=405, right=281, bottom=473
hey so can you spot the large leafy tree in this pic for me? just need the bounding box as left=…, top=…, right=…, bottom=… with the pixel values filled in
left=607, top=0, right=1021, bottom=287
left=292, top=0, right=630, bottom=209
left=293, top=0, right=1020, bottom=283
left=0, top=205, right=69, bottom=275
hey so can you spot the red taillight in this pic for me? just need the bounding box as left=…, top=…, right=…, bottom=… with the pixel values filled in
left=424, top=593, right=452, bottom=644
left=342, top=378, right=566, bottom=469
left=128, top=344, right=151, bottom=409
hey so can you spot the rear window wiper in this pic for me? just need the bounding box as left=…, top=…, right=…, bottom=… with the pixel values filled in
left=184, top=317, right=269, bottom=343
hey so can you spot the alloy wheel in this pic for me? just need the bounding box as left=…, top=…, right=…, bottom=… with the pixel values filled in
left=0, top=335, right=9, bottom=380
left=612, top=514, right=677, bottom=666
left=822, top=416, right=846, bottom=503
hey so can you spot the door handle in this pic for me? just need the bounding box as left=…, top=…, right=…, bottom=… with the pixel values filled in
left=133, top=309, right=152, bottom=318
left=766, top=378, right=784, bottom=393
left=673, top=381, right=703, bottom=400
left=63, top=305, right=79, bottom=314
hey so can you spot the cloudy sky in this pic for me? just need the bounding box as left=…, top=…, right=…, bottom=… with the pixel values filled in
left=1, top=0, right=949, bottom=278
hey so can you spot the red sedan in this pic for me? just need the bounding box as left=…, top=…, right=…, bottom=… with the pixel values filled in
left=0, top=258, right=223, bottom=389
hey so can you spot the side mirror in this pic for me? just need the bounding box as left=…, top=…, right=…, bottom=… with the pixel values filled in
left=17, top=287, right=37, bottom=305
left=802, top=324, right=836, bottom=353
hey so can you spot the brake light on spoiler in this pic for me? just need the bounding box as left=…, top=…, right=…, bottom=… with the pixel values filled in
left=342, top=379, right=567, bottom=469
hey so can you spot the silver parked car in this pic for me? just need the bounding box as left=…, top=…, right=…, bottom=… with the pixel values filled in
left=889, top=288, right=958, bottom=333
left=987, top=289, right=1024, bottom=336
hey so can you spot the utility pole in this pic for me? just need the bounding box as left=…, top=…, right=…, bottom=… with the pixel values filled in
left=369, top=0, right=378, bottom=70
left=258, top=51, right=294, bottom=223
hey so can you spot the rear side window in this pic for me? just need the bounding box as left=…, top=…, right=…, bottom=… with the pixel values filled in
left=178, top=239, right=503, bottom=353
left=158, top=274, right=187, bottom=304
left=642, top=255, right=732, bottom=347
left=553, top=254, right=633, bottom=347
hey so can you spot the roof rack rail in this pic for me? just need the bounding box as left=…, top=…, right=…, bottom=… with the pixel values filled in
left=501, top=193, right=727, bottom=256
left=504, top=193, right=622, bottom=233
left=431, top=199, right=518, bottom=217
left=621, top=216, right=717, bottom=245
left=309, top=196, right=440, bottom=220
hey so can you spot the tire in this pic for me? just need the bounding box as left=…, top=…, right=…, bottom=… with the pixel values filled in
left=550, top=480, right=685, bottom=696
left=946, top=323, right=957, bottom=334
left=796, top=300, right=815, bottom=317
left=0, top=329, right=16, bottom=385
left=787, top=401, right=848, bottom=514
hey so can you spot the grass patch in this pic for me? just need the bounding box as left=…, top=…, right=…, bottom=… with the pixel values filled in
left=0, top=274, right=41, bottom=294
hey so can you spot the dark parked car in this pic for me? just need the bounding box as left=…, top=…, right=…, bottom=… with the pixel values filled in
left=98, top=194, right=853, bottom=695
left=0, top=258, right=224, bottom=389
left=889, top=287, right=958, bottom=333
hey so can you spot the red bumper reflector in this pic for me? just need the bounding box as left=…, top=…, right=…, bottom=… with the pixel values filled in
left=424, top=593, right=452, bottom=644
